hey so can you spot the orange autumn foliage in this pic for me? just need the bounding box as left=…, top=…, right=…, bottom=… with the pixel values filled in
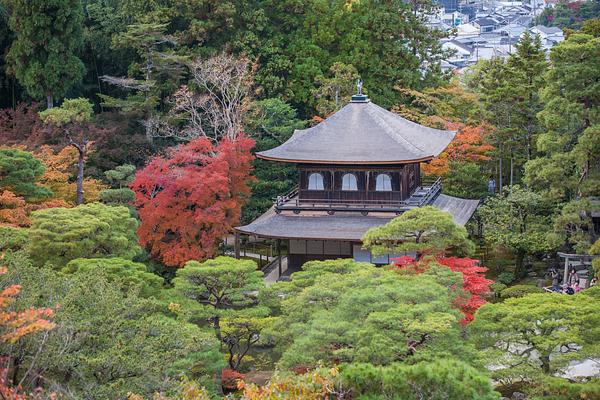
left=0, top=190, right=71, bottom=228
left=421, top=123, right=495, bottom=176
left=0, top=191, right=30, bottom=227
left=35, top=146, right=106, bottom=205
left=239, top=368, right=339, bottom=400
left=0, top=265, right=55, bottom=399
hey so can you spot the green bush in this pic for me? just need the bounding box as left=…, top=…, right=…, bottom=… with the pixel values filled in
left=489, top=282, right=508, bottom=297
left=500, top=284, right=543, bottom=299
left=497, top=272, right=515, bottom=285
left=0, top=226, right=28, bottom=252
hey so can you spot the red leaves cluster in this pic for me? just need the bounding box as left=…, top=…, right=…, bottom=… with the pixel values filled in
left=132, top=135, right=255, bottom=267
left=392, top=256, right=493, bottom=325
left=222, top=369, right=245, bottom=391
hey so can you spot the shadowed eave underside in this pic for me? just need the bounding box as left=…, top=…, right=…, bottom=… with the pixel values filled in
left=257, top=100, right=457, bottom=164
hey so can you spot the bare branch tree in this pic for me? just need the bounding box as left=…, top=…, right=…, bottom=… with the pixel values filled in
left=150, top=52, right=255, bottom=142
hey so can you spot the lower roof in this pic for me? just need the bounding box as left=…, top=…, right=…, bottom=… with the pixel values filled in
left=236, top=194, right=479, bottom=241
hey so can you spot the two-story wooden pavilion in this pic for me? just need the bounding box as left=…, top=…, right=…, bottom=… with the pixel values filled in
left=235, top=92, right=480, bottom=276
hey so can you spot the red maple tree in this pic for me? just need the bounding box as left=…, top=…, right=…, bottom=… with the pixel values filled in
left=131, top=135, right=255, bottom=267
left=392, top=256, right=493, bottom=325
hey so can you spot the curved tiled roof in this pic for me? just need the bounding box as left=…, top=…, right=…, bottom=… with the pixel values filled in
left=257, top=98, right=456, bottom=164
left=235, top=195, right=480, bottom=240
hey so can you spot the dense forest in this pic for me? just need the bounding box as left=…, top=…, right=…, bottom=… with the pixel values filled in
left=0, top=0, right=600, bottom=399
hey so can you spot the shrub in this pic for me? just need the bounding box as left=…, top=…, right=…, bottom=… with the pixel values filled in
left=489, top=282, right=507, bottom=298
left=497, top=272, right=515, bottom=285
left=500, top=284, right=543, bottom=299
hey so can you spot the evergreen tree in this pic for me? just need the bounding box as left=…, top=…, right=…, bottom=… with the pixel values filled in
left=5, top=0, right=85, bottom=108
left=0, top=148, right=51, bottom=201
left=524, top=33, right=600, bottom=201
left=507, top=31, right=548, bottom=163
left=28, top=203, right=142, bottom=268
left=467, top=33, right=547, bottom=191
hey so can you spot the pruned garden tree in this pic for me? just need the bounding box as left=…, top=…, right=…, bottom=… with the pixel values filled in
left=221, top=316, right=275, bottom=371
left=174, top=257, right=264, bottom=340
left=27, top=203, right=141, bottom=268
left=362, top=206, right=475, bottom=259
left=469, top=290, right=600, bottom=394
left=0, top=148, right=51, bottom=201
left=477, top=185, right=553, bottom=277
left=4, top=0, right=85, bottom=109
left=131, top=136, right=255, bottom=267
left=100, top=164, right=136, bottom=207
left=62, top=257, right=163, bottom=298
left=341, top=359, right=499, bottom=400
left=174, top=256, right=267, bottom=371
left=265, top=259, right=474, bottom=369
left=1, top=264, right=222, bottom=398
left=39, top=98, right=107, bottom=205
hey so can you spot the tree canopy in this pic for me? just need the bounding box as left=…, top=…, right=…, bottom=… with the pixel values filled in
left=27, top=203, right=141, bottom=268
left=362, top=206, right=475, bottom=258
left=470, top=290, right=600, bottom=390
left=264, top=259, right=474, bottom=369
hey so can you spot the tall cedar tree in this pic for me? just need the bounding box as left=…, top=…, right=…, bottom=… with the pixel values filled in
left=5, top=0, right=85, bottom=109
left=132, top=136, right=255, bottom=267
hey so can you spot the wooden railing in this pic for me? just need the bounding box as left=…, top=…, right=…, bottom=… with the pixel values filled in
left=273, top=177, right=442, bottom=213
left=417, top=177, right=442, bottom=206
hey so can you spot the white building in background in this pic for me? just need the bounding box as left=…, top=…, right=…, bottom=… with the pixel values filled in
left=530, top=25, right=565, bottom=45
left=430, top=0, right=565, bottom=70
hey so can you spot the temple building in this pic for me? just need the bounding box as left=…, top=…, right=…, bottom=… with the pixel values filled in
left=235, top=91, right=480, bottom=277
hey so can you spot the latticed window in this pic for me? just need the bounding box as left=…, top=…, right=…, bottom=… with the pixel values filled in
left=341, top=173, right=358, bottom=191
left=376, top=173, right=392, bottom=191
left=308, top=172, right=325, bottom=190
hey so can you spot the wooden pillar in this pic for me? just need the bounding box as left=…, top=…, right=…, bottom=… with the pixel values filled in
left=563, top=256, right=569, bottom=286
left=234, top=232, right=241, bottom=259
left=277, top=239, right=282, bottom=277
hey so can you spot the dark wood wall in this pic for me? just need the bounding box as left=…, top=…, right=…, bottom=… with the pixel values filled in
left=298, top=163, right=420, bottom=202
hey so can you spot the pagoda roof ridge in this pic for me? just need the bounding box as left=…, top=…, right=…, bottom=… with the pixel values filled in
left=257, top=99, right=456, bottom=165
